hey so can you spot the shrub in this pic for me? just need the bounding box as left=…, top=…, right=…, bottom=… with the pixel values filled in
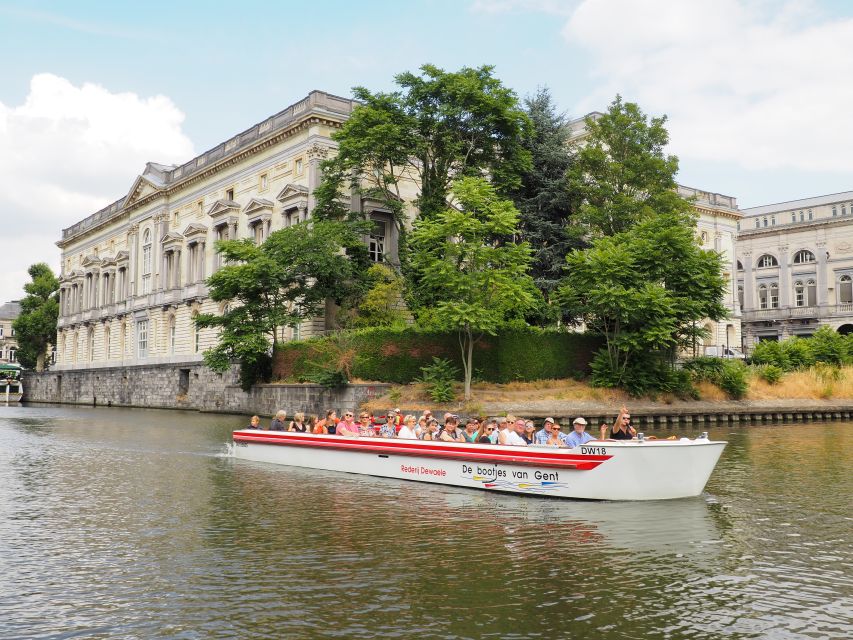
left=756, top=364, right=783, bottom=385
left=717, top=360, right=748, bottom=399
left=751, top=339, right=789, bottom=369
left=682, top=357, right=725, bottom=382
left=589, top=350, right=692, bottom=398
left=418, top=357, right=457, bottom=403
left=809, top=326, right=846, bottom=365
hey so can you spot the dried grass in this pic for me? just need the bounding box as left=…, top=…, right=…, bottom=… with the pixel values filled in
left=747, top=366, right=853, bottom=400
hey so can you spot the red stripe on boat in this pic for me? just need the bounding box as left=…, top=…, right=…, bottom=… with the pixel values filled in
left=233, top=431, right=610, bottom=470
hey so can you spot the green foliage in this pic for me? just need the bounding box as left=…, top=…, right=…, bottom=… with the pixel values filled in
left=809, top=325, right=846, bottom=365
left=590, top=350, right=696, bottom=398
left=12, top=263, right=59, bottom=370
left=756, top=364, right=784, bottom=385
left=509, top=87, right=581, bottom=308
left=298, top=369, right=349, bottom=389
left=750, top=339, right=790, bottom=369
left=568, top=95, right=683, bottom=238
left=273, top=326, right=602, bottom=385
left=717, top=360, right=749, bottom=399
left=418, top=357, right=458, bottom=403
left=408, top=177, right=537, bottom=398
left=197, top=221, right=367, bottom=388
left=682, top=357, right=726, bottom=382
left=783, top=338, right=815, bottom=369
left=341, top=263, right=410, bottom=329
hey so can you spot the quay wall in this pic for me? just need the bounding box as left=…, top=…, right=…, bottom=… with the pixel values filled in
left=22, top=364, right=390, bottom=417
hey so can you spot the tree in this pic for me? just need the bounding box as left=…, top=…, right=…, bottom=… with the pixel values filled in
left=559, top=211, right=727, bottom=395
left=510, top=87, right=581, bottom=316
left=568, top=95, right=683, bottom=238
left=340, top=263, right=410, bottom=329
left=196, top=221, right=365, bottom=390
left=408, top=177, right=537, bottom=399
left=314, top=64, right=532, bottom=223
left=13, top=263, right=59, bottom=371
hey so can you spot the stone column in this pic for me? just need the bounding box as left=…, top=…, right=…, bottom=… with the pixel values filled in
left=817, top=242, right=828, bottom=305
left=742, top=252, right=755, bottom=310
left=128, top=224, right=139, bottom=298
left=175, top=249, right=182, bottom=288
left=306, top=143, right=329, bottom=215
left=779, top=245, right=791, bottom=307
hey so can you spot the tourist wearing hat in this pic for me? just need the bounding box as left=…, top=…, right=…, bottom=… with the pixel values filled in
left=534, top=417, right=558, bottom=445
left=565, top=417, right=595, bottom=448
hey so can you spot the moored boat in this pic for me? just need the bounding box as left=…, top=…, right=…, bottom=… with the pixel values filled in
left=0, top=363, right=23, bottom=404
left=232, top=430, right=726, bottom=501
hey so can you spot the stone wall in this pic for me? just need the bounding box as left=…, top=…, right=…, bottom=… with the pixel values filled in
left=22, top=363, right=390, bottom=417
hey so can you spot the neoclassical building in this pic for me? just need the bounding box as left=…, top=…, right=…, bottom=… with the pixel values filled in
left=735, top=190, right=853, bottom=347
left=0, top=301, right=21, bottom=364
left=55, top=91, right=418, bottom=370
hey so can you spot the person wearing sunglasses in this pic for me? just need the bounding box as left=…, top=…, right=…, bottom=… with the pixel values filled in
left=357, top=413, right=376, bottom=437
left=336, top=412, right=359, bottom=437
left=475, top=419, right=498, bottom=444
left=600, top=405, right=637, bottom=440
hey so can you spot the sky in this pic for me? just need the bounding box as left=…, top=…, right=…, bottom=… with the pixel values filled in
left=1, top=0, right=852, bottom=304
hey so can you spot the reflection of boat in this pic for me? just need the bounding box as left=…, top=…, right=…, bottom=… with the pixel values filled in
left=1, top=363, right=23, bottom=403
left=232, top=431, right=726, bottom=501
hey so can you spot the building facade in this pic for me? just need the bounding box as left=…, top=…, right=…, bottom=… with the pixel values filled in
left=55, top=91, right=419, bottom=371
left=736, top=191, right=853, bottom=347
left=0, top=301, right=21, bottom=364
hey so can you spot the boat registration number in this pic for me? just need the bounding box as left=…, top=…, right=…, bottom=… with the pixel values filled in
left=580, top=446, right=606, bottom=455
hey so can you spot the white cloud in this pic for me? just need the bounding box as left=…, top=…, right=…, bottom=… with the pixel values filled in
left=0, top=73, right=194, bottom=303
left=562, top=0, right=853, bottom=174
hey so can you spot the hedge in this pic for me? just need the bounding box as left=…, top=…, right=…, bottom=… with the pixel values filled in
left=272, top=327, right=603, bottom=384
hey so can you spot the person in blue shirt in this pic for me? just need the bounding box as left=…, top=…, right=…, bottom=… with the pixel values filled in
left=565, top=417, right=595, bottom=448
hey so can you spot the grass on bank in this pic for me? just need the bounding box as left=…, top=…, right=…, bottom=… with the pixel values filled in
left=360, top=365, right=853, bottom=411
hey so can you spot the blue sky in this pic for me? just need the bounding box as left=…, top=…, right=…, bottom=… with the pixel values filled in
left=1, top=0, right=853, bottom=302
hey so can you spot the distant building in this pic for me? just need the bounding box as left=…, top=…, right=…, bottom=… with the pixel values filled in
left=0, top=301, right=21, bottom=363
left=736, top=190, right=853, bottom=346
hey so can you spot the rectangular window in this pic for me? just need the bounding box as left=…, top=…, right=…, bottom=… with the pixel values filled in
left=0, top=327, right=4, bottom=338
left=799, top=211, right=804, bottom=221
left=808, top=210, right=813, bottom=220
left=252, top=222, right=264, bottom=244
left=832, top=206, right=837, bottom=216
left=169, top=324, right=176, bottom=354
left=225, top=188, right=234, bottom=201
left=755, top=219, right=760, bottom=228
left=197, top=200, right=204, bottom=218
left=142, top=275, right=151, bottom=295
left=194, top=325, right=200, bottom=353
left=770, top=215, right=776, bottom=226
left=295, top=159, right=303, bottom=175
left=369, top=220, right=386, bottom=262
left=843, top=205, right=847, bottom=216
left=137, top=320, right=149, bottom=358
left=259, top=173, right=268, bottom=191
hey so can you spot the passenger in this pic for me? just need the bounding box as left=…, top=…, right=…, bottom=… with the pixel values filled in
left=546, top=425, right=567, bottom=447
left=306, top=415, right=318, bottom=433
left=505, top=419, right=528, bottom=446
left=288, top=412, right=307, bottom=432
left=439, top=415, right=465, bottom=442
left=422, top=409, right=433, bottom=423
left=316, top=410, right=337, bottom=434
left=421, top=418, right=440, bottom=441
left=497, top=419, right=511, bottom=445
left=463, top=419, right=479, bottom=443
left=379, top=411, right=398, bottom=438
left=393, top=408, right=403, bottom=427
left=600, top=405, right=637, bottom=440
left=475, top=419, right=497, bottom=444
left=522, top=421, right=536, bottom=445
left=248, top=415, right=261, bottom=430
left=336, top=411, right=359, bottom=436
left=553, top=422, right=572, bottom=447
left=270, top=410, right=287, bottom=431
left=398, top=415, right=418, bottom=439
left=357, top=412, right=376, bottom=437
left=416, top=415, right=428, bottom=437
left=534, top=417, right=557, bottom=445
left=566, top=417, right=595, bottom=448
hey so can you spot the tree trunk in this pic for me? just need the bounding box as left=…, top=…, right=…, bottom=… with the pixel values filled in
left=36, top=352, right=45, bottom=372
left=463, top=327, right=474, bottom=401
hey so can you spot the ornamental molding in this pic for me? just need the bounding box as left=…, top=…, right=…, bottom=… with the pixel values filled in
left=243, top=197, right=275, bottom=216
left=183, top=223, right=208, bottom=240
left=306, top=143, right=331, bottom=161
left=207, top=199, right=241, bottom=218
left=115, top=250, right=130, bottom=263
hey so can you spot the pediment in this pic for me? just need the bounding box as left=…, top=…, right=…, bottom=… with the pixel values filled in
left=183, top=223, right=208, bottom=239
left=70, top=269, right=85, bottom=280
left=115, top=250, right=130, bottom=263
left=276, top=183, right=309, bottom=207
left=100, top=255, right=117, bottom=267
left=81, top=255, right=102, bottom=268
left=243, top=198, right=274, bottom=215
left=124, top=175, right=163, bottom=207
left=207, top=199, right=241, bottom=218
left=161, top=231, right=184, bottom=247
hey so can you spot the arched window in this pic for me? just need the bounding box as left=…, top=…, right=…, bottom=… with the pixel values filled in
left=104, top=325, right=111, bottom=360
left=142, top=229, right=152, bottom=294
left=757, top=254, right=778, bottom=268
left=88, top=327, right=95, bottom=361
left=736, top=260, right=744, bottom=271
left=793, top=250, right=815, bottom=264
left=794, top=280, right=805, bottom=307
left=840, top=275, right=853, bottom=305
left=8, top=348, right=16, bottom=363
left=806, top=280, right=816, bottom=307
left=758, top=284, right=768, bottom=309
left=770, top=283, right=779, bottom=309
left=191, top=312, right=201, bottom=353
left=168, top=315, right=176, bottom=355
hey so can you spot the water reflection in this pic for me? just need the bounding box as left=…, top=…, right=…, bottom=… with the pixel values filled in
left=0, top=405, right=850, bottom=639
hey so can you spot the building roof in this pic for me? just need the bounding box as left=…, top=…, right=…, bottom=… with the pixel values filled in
left=0, top=301, right=21, bottom=320
left=741, top=190, right=853, bottom=217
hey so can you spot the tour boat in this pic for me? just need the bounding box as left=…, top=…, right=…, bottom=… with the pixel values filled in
left=0, top=363, right=23, bottom=404
left=231, top=430, right=726, bottom=501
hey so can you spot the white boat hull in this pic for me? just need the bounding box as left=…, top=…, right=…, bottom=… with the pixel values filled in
left=233, top=431, right=726, bottom=501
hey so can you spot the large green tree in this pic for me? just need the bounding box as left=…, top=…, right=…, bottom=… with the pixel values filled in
left=510, top=87, right=581, bottom=316
left=196, top=221, right=365, bottom=390
left=13, top=263, right=59, bottom=371
left=559, top=96, right=728, bottom=394
left=408, top=177, right=537, bottom=399
left=568, top=95, right=683, bottom=238
left=314, top=64, right=532, bottom=224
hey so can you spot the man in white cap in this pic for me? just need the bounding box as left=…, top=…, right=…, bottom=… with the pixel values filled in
left=534, top=417, right=557, bottom=445
left=565, top=417, right=595, bottom=448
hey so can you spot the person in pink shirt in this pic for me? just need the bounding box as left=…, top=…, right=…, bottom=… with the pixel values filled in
left=336, top=411, right=359, bottom=436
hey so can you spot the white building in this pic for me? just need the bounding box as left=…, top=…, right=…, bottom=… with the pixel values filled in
left=0, top=301, right=21, bottom=364
left=736, top=190, right=853, bottom=346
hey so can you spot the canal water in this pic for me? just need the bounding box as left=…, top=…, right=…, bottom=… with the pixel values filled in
left=0, top=406, right=850, bottom=639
